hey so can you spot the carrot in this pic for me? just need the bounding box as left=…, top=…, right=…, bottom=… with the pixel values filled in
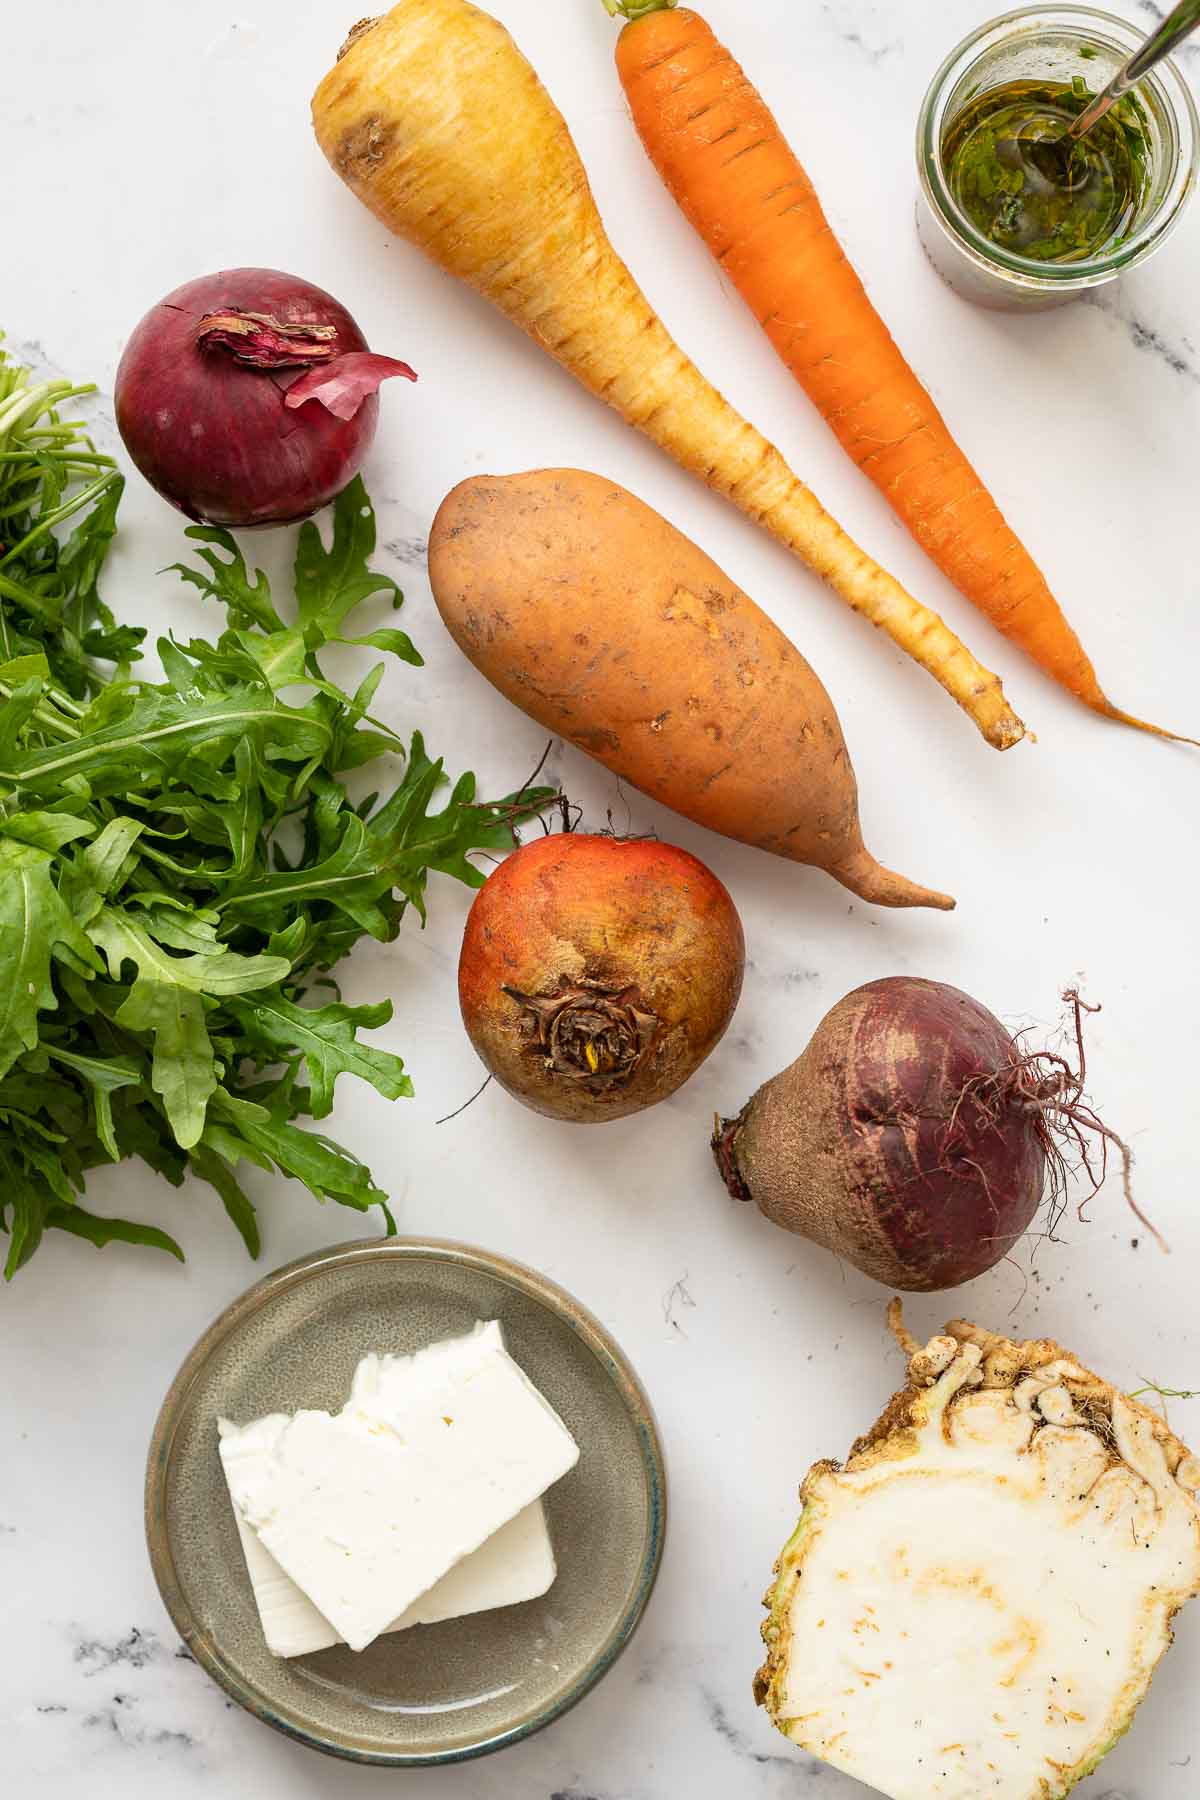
left=604, top=0, right=1195, bottom=746
left=429, top=467, right=956, bottom=912
left=311, top=0, right=1024, bottom=752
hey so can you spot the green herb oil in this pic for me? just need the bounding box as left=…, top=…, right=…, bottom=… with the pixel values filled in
left=943, top=76, right=1151, bottom=262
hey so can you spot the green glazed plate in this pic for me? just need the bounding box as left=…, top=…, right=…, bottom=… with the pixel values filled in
left=145, top=1237, right=666, bottom=1765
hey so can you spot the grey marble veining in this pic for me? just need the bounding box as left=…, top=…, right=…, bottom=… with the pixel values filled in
left=1083, top=286, right=1200, bottom=382
left=1135, top=0, right=1200, bottom=57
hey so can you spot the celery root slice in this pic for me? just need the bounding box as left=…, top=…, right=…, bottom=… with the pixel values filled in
left=756, top=1305, right=1200, bottom=1799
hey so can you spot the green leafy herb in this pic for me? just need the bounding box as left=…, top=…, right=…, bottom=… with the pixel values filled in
left=0, top=342, right=554, bottom=1278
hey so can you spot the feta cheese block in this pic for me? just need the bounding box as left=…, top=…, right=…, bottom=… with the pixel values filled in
left=218, top=1321, right=579, bottom=1653
left=219, top=1428, right=556, bottom=1658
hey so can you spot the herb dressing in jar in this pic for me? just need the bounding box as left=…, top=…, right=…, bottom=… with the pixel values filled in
left=915, top=6, right=1198, bottom=311
left=943, top=75, right=1150, bottom=262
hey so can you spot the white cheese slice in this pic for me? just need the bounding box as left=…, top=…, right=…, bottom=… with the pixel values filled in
left=220, top=1434, right=556, bottom=1658
left=218, top=1322, right=578, bottom=1653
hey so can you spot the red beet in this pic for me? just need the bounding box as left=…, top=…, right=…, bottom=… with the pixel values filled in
left=713, top=978, right=1138, bottom=1292
left=115, top=268, right=416, bottom=526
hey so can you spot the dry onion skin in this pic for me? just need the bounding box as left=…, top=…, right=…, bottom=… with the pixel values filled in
left=458, top=833, right=744, bottom=1123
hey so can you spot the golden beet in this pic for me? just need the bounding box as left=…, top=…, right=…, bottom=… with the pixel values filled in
left=458, top=833, right=744, bottom=1123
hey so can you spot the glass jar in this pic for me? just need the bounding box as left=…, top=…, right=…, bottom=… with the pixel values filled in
left=916, top=5, right=1199, bottom=309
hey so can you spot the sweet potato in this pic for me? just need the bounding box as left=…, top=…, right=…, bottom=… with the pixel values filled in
left=428, top=469, right=953, bottom=911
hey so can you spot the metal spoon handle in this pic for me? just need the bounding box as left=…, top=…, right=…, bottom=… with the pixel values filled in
left=1068, top=0, right=1200, bottom=141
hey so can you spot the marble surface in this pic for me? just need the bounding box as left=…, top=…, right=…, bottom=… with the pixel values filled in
left=3, top=1, right=1199, bottom=1795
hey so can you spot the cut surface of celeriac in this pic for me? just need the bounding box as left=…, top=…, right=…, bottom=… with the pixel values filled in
left=219, top=1321, right=578, bottom=1653
left=755, top=1305, right=1200, bottom=1799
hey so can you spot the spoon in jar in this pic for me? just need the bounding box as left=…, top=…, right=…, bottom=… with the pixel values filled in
left=1010, top=0, right=1200, bottom=187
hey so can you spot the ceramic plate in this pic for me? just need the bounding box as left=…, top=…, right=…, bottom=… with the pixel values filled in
left=145, top=1237, right=666, bottom=1765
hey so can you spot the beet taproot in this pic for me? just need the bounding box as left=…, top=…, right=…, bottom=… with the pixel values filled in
left=459, top=832, right=744, bottom=1122
left=428, top=469, right=954, bottom=912
left=713, top=979, right=1143, bottom=1292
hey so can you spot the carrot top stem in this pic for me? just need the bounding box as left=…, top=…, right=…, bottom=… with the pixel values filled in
left=602, top=0, right=678, bottom=20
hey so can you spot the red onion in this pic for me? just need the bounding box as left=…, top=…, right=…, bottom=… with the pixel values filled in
left=114, top=268, right=416, bottom=527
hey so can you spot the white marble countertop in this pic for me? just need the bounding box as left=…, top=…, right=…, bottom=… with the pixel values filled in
left=3, top=2, right=1199, bottom=1795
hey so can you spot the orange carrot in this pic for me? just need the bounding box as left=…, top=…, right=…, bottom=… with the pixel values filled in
left=605, top=0, right=1194, bottom=744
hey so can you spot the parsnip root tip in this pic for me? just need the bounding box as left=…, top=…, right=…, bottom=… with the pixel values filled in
left=981, top=701, right=1027, bottom=752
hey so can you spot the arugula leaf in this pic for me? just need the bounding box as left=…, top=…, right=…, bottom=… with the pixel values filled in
left=168, top=529, right=283, bottom=634
left=0, top=810, right=95, bottom=852
left=0, top=1068, right=86, bottom=1140
left=113, top=981, right=218, bottom=1150
left=1, top=1168, right=49, bottom=1277
left=294, top=474, right=404, bottom=650
left=339, top=627, right=422, bottom=667
left=220, top=811, right=395, bottom=939
left=188, top=1143, right=261, bottom=1257
left=212, top=1089, right=388, bottom=1211
left=226, top=993, right=412, bottom=1119
left=0, top=841, right=99, bottom=1079
left=49, top=1204, right=184, bottom=1263
left=4, top=689, right=332, bottom=796
left=0, top=346, right=555, bottom=1280
left=57, top=474, right=126, bottom=662
left=88, top=909, right=291, bottom=996
left=0, top=1120, right=83, bottom=1277
left=0, top=673, right=49, bottom=761
left=86, top=909, right=291, bottom=1146
left=236, top=626, right=308, bottom=691
left=81, top=621, right=146, bottom=665
left=43, top=1044, right=141, bottom=1160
